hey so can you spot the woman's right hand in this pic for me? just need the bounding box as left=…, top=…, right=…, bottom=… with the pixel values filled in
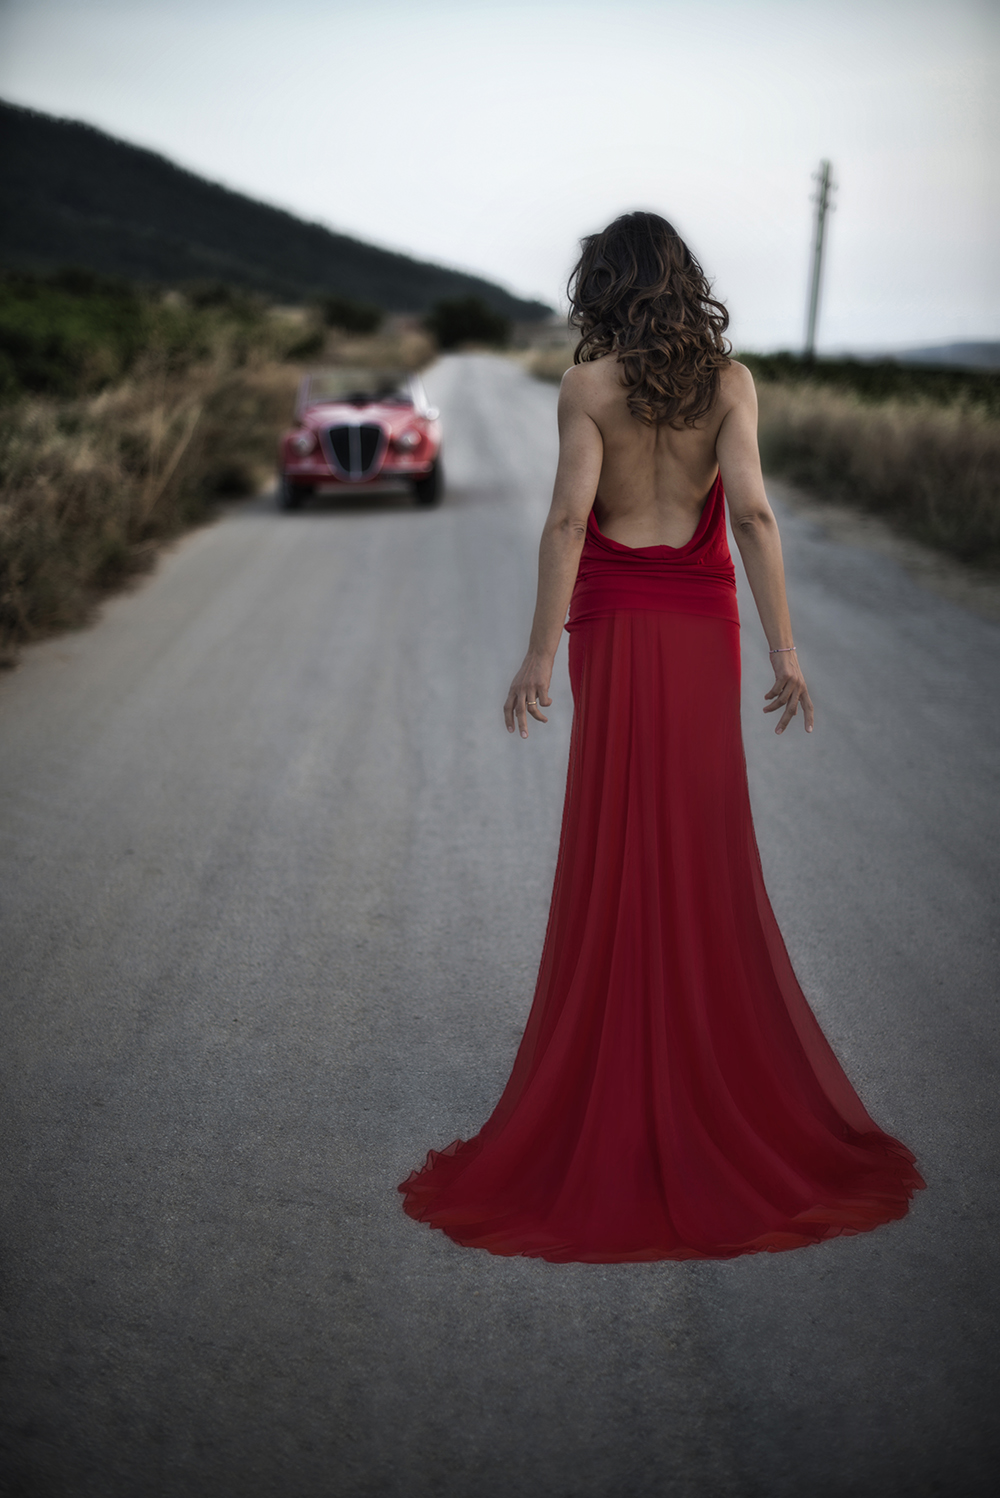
left=504, top=653, right=554, bottom=739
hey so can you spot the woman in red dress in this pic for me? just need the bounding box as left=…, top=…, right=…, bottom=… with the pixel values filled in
left=399, top=212, right=924, bottom=1262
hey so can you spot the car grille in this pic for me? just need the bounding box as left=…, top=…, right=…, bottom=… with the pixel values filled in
left=323, top=423, right=386, bottom=481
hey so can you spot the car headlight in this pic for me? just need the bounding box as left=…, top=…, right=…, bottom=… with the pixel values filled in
left=291, top=430, right=316, bottom=455
left=394, top=429, right=421, bottom=450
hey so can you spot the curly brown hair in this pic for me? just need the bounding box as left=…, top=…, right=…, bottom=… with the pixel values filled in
left=568, top=212, right=732, bottom=427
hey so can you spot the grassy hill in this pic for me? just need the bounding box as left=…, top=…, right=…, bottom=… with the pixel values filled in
left=0, top=100, right=550, bottom=320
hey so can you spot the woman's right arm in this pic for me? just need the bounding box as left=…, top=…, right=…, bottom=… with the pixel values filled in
left=504, top=368, right=604, bottom=739
left=716, top=363, right=815, bottom=735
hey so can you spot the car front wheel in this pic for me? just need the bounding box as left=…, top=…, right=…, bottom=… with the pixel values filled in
left=278, top=476, right=309, bottom=511
left=412, top=460, right=442, bottom=507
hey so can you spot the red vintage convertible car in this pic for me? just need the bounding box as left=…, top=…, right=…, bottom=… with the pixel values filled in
left=278, top=367, right=442, bottom=509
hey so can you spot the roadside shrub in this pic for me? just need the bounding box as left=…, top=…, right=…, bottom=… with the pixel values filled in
left=284, top=327, right=326, bottom=361
left=425, top=296, right=511, bottom=350
left=0, top=269, right=149, bottom=397
left=0, top=351, right=299, bottom=661
left=183, top=280, right=264, bottom=316
left=317, top=295, right=383, bottom=334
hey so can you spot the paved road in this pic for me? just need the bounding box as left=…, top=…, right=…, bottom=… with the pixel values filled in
left=2, top=355, right=998, bottom=1498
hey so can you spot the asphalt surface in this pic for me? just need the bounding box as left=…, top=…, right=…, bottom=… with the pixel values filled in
left=1, top=354, right=998, bottom=1498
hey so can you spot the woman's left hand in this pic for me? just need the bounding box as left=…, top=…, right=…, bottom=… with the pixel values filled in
left=504, top=653, right=554, bottom=739
left=763, top=654, right=815, bottom=734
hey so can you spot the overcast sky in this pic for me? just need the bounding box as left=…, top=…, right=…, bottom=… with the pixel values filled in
left=1, top=0, right=996, bottom=351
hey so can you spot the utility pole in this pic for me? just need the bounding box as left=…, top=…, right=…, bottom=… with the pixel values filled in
left=804, top=160, right=835, bottom=360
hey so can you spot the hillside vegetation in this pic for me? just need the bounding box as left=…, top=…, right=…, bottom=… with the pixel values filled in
left=0, top=100, right=550, bottom=321
left=0, top=268, right=311, bottom=400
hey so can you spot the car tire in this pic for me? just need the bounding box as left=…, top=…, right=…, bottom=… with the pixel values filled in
left=412, top=460, right=442, bottom=507
left=277, top=476, right=308, bottom=511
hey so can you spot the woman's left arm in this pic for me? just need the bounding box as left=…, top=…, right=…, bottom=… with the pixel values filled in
left=716, top=364, right=815, bottom=735
left=504, top=369, right=604, bottom=738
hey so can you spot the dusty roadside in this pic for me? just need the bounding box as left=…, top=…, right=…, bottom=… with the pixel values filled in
left=766, top=475, right=1000, bottom=624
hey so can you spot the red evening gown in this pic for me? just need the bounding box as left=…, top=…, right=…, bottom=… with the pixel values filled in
left=399, top=475, right=925, bottom=1262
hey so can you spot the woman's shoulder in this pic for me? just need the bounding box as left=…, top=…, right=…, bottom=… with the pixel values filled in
left=719, top=359, right=755, bottom=394
left=716, top=359, right=756, bottom=415
left=560, top=355, right=623, bottom=408
left=561, top=354, right=619, bottom=384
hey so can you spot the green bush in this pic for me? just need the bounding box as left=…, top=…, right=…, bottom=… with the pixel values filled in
left=0, top=269, right=150, bottom=397
left=316, top=295, right=383, bottom=334
left=425, top=296, right=511, bottom=350
left=284, top=327, right=326, bottom=361
left=182, top=280, right=267, bottom=317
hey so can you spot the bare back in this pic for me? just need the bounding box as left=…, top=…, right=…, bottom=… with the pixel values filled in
left=566, top=354, right=743, bottom=549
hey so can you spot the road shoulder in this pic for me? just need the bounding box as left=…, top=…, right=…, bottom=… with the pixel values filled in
left=765, top=475, right=1000, bottom=624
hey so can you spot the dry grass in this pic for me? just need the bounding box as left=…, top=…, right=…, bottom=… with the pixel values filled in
left=0, top=352, right=298, bottom=661
left=756, top=382, right=1000, bottom=565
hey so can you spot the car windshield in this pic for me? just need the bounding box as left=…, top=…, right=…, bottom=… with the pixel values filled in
left=301, top=368, right=413, bottom=409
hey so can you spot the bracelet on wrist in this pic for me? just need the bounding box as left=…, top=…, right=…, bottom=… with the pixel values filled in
left=769, top=645, right=796, bottom=654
